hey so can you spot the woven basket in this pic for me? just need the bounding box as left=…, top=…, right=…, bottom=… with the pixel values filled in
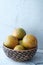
left=3, top=45, right=37, bottom=61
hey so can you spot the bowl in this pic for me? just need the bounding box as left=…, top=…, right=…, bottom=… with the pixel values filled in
left=3, top=45, right=37, bottom=61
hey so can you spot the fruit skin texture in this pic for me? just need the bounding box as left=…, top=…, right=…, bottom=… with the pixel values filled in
left=12, top=28, right=26, bottom=39
left=19, top=40, right=22, bottom=45
left=4, top=35, right=18, bottom=49
left=22, top=34, right=37, bottom=49
left=14, top=45, right=25, bottom=50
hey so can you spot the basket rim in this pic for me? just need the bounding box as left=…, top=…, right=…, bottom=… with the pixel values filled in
left=3, top=44, right=37, bottom=52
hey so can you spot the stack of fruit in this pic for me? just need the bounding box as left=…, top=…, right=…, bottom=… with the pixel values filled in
left=3, top=28, right=37, bottom=50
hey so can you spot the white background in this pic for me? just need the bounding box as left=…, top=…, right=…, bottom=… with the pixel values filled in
left=0, top=0, right=43, bottom=49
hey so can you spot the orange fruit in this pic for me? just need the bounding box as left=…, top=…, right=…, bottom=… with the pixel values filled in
left=12, top=28, right=26, bottom=39
left=22, top=34, right=37, bottom=49
left=4, top=35, right=18, bottom=49
left=14, top=45, right=25, bottom=50
left=19, top=40, right=22, bottom=45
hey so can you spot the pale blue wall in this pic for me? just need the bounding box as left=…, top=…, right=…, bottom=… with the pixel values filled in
left=0, top=0, right=43, bottom=49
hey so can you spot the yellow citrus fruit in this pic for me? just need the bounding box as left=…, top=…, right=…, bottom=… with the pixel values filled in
left=19, top=40, right=22, bottom=45
left=12, top=28, right=26, bottom=39
left=22, top=34, right=37, bottom=49
left=14, top=45, right=25, bottom=50
left=4, top=35, right=18, bottom=49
